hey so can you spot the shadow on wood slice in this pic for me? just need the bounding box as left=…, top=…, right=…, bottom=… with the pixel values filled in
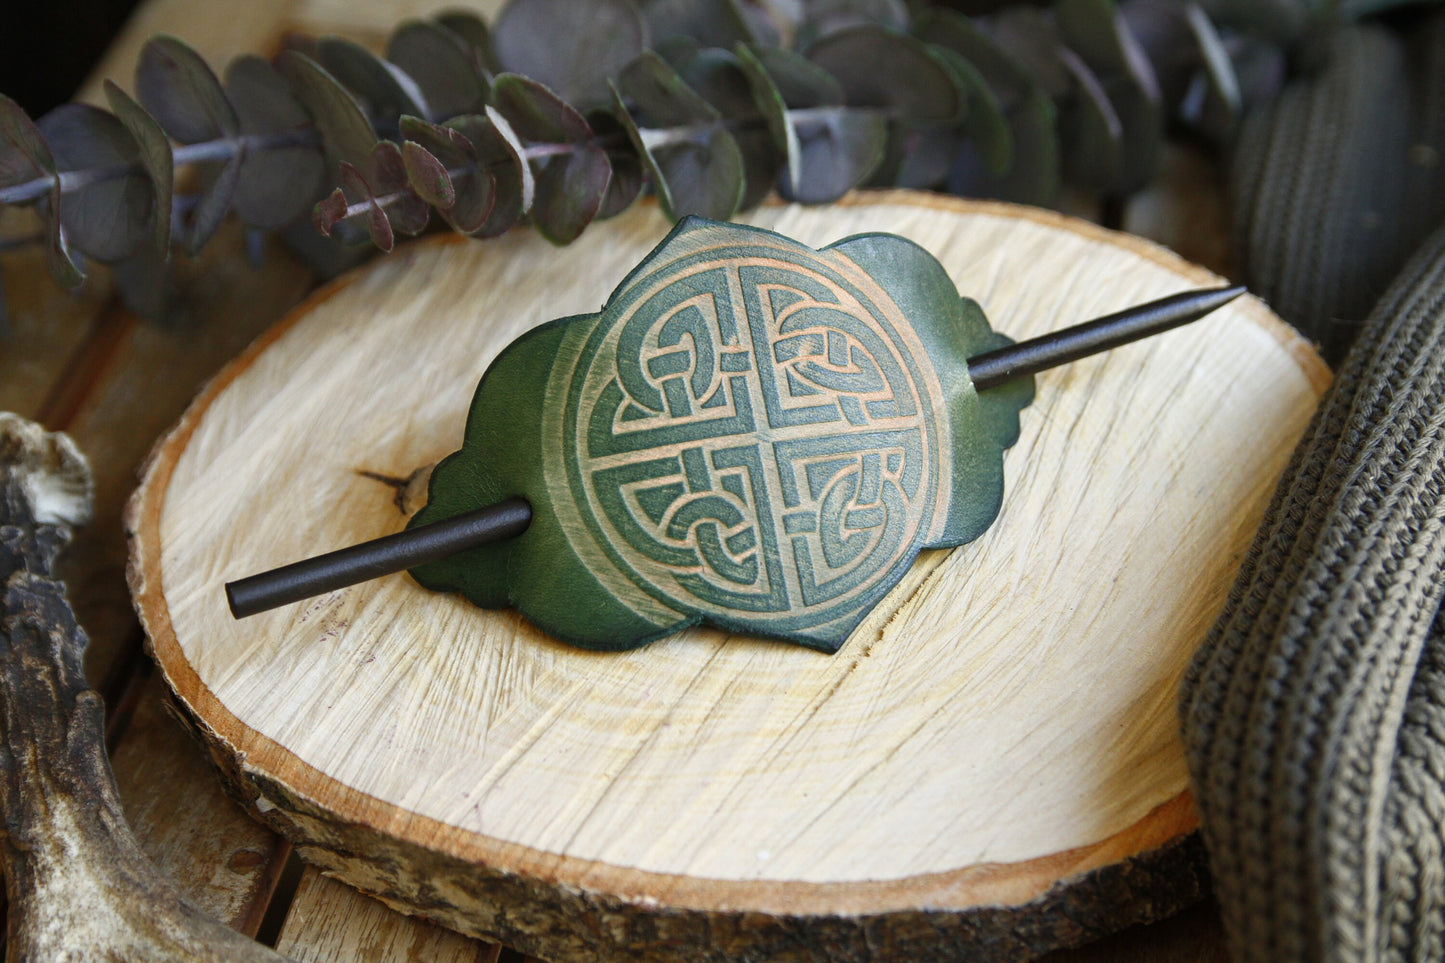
left=126, top=192, right=1328, bottom=962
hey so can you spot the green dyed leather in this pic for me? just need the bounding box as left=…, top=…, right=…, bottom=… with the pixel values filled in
left=409, top=217, right=1032, bottom=651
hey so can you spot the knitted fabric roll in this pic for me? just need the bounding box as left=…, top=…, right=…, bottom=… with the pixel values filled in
left=1179, top=226, right=1445, bottom=962
left=1230, top=24, right=1412, bottom=364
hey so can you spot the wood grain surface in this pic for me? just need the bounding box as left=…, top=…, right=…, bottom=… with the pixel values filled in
left=129, top=193, right=1326, bottom=960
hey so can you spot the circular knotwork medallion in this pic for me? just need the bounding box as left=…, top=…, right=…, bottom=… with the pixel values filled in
left=561, top=239, right=949, bottom=636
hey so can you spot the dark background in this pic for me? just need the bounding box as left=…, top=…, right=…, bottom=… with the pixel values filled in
left=1, top=0, right=145, bottom=116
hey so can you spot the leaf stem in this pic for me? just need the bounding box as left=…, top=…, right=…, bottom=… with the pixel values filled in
left=0, top=129, right=320, bottom=207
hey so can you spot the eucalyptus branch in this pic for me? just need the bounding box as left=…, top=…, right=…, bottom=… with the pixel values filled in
left=0, top=0, right=1416, bottom=323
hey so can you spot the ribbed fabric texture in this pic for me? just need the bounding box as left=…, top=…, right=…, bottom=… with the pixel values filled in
left=1180, top=225, right=1445, bottom=962
left=1230, top=23, right=1413, bottom=364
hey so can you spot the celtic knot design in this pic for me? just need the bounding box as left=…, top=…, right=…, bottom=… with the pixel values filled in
left=563, top=241, right=947, bottom=635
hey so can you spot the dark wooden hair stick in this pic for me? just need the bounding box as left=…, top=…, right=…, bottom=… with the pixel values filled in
left=225, top=283, right=1245, bottom=619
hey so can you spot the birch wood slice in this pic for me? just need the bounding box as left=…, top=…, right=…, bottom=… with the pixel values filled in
left=128, top=193, right=1328, bottom=963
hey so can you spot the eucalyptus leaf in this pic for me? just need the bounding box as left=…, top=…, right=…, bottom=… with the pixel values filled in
left=401, top=140, right=455, bottom=208
left=434, top=11, right=500, bottom=74
left=312, top=186, right=348, bottom=235
left=492, top=73, right=593, bottom=144
left=338, top=160, right=394, bottom=251
left=134, top=35, right=238, bottom=144
left=796, top=0, right=909, bottom=47
left=387, top=20, right=490, bottom=120
left=931, top=46, right=1011, bottom=174
left=1056, top=0, right=1162, bottom=191
left=734, top=44, right=797, bottom=179
left=875, top=124, right=959, bottom=188
left=492, top=73, right=612, bottom=241
left=778, top=105, right=886, bottom=203
left=0, top=95, right=86, bottom=286
left=1117, top=0, right=1196, bottom=107
left=401, top=115, right=497, bottom=232
left=226, top=55, right=327, bottom=229
left=612, top=71, right=744, bottom=220
left=641, top=0, right=754, bottom=49
left=185, top=152, right=243, bottom=254
left=316, top=36, right=428, bottom=129
left=676, top=47, right=780, bottom=207
left=111, top=238, right=187, bottom=326
left=1058, top=47, right=1124, bottom=192
left=585, top=109, right=645, bottom=218
left=985, top=7, right=1070, bottom=97
left=949, top=84, right=1059, bottom=205
left=739, top=43, right=844, bottom=108
left=614, top=50, right=721, bottom=126
left=103, top=81, right=173, bottom=254
left=531, top=142, right=612, bottom=243
left=493, top=0, right=647, bottom=109
left=1179, top=3, right=1242, bottom=137
left=276, top=49, right=378, bottom=171
left=0, top=92, right=57, bottom=190
left=805, top=26, right=963, bottom=123
left=38, top=103, right=153, bottom=263
left=448, top=110, right=529, bottom=237
left=367, top=140, right=430, bottom=236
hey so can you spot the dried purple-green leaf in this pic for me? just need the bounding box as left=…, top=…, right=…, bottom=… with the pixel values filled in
left=338, top=160, right=395, bottom=251
left=493, top=74, right=609, bottom=243
left=38, top=103, right=153, bottom=263
left=641, top=0, right=754, bottom=49
left=493, top=0, right=647, bottom=109
left=585, top=108, right=644, bottom=219
left=276, top=49, right=377, bottom=171
left=447, top=111, right=529, bottom=236
left=313, top=187, right=348, bottom=236
left=387, top=20, right=490, bottom=120
left=401, top=115, right=497, bottom=233
left=134, top=35, right=239, bottom=143
left=366, top=140, right=430, bottom=236
left=779, top=105, right=886, bottom=203
left=226, top=55, right=327, bottom=229
left=401, top=141, right=455, bottom=208
left=804, top=25, right=963, bottom=124
left=316, top=36, right=428, bottom=128
left=492, top=73, right=593, bottom=144
left=103, top=81, right=174, bottom=255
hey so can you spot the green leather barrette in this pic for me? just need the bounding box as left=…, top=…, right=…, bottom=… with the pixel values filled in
left=226, top=217, right=1241, bottom=653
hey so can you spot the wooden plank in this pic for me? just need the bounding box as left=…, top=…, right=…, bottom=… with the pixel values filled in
left=275, top=867, right=501, bottom=963
left=112, top=670, right=291, bottom=934
left=58, top=222, right=313, bottom=692
left=0, top=234, right=111, bottom=422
